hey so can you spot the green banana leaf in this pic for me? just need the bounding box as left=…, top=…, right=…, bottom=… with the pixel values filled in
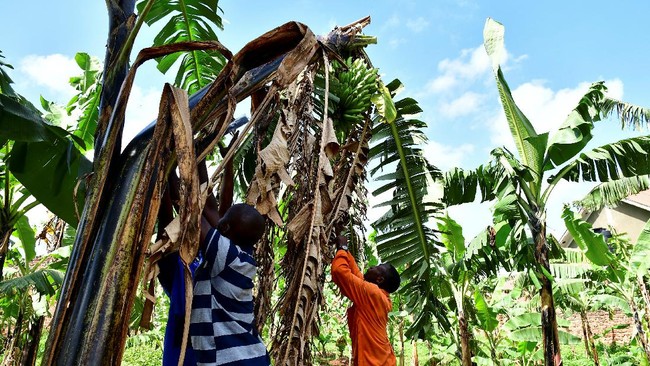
left=136, top=0, right=226, bottom=93
left=631, top=218, right=650, bottom=277
left=555, top=136, right=650, bottom=183
left=8, top=139, right=90, bottom=227
left=14, top=215, right=36, bottom=263
left=545, top=83, right=605, bottom=169
left=1, top=93, right=91, bottom=226
left=561, top=206, right=613, bottom=266
left=474, top=289, right=498, bottom=332
left=572, top=175, right=650, bottom=212
left=0, top=268, right=64, bottom=296
left=439, top=214, right=465, bottom=261
left=483, top=18, right=544, bottom=185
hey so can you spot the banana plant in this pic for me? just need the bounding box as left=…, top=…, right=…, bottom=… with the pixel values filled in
left=551, top=247, right=610, bottom=366
left=442, top=18, right=650, bottom=366
left=591, top=221, right=650, bottom=362
left=135, top=0, right=226, bottom=94
left=435, top=215, right=509, bottom=365
left=2, top=3, right=443, bottom=364
left=0, top=215, right=71, bottom=365
left=369, top=78, right=449, bottom=340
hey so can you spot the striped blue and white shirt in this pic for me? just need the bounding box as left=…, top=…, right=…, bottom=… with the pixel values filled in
left=190, top=229, right=270, bottom=366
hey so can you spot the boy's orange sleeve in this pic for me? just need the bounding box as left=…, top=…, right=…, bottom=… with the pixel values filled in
left=331, top=250, right=369, bottom=305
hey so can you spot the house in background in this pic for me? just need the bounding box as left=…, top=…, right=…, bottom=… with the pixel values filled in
left=560, top=189, right=650, bottom=248
left=558, top=189, right=650, bottom=344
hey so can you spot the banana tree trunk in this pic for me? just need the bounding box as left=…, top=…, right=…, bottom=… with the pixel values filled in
left=458, top=310, right=472, bottom=366
left=631, top=299, right=650, bottom=361
left=580, top=312, right=589, bottom=357
left=21, top=316, right=44, bottom=366
left=3, top=303, right=24, bottom=366
left=638, top=275, right=650, bottom=334
left=586, top=314, right=599, bottom=366
left=0, top=226, right=13, bottom=282
left=580, top=311, right=599, bottom=366
left=487, top=331, right=500, bottom=366
left=399, top=318, right=405, bottom=366
left=412, top=339, right=419, bottom=366
left=531, top=216, right=562, bottom=366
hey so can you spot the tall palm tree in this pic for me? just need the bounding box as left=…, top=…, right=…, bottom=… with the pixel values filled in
left=442, top=18, right=650, bottom=366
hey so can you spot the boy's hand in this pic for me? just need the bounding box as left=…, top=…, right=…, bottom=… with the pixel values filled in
left=219, top=130, right=240, bottom=158
left=336, top=235, right=348, bottom=251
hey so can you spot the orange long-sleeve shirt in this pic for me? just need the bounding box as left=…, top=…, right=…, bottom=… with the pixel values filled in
left=331, top=250, right=396, bottom=366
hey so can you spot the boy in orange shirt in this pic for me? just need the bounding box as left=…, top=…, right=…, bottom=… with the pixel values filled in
left=331, top=235, right=401, bottom=366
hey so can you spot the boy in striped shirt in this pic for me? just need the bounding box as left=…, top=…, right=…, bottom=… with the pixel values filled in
left=160, top=152, right=270, bottom=366
left=190, top=202, right=270, bottom=365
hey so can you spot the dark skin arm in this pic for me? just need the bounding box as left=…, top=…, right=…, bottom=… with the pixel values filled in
left=157, top=183, right=175, bottom=241
left=156, top=182, right=178, bottom=289
left=199, top=135, right=236, bottom=247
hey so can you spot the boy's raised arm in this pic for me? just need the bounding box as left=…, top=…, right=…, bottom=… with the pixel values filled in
left=331, top=236, right=369, bottom=305
left=199, top=134, right=236, bottom=247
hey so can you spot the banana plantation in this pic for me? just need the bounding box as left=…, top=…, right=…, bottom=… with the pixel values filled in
left=3, top=1, right=650, bottom=366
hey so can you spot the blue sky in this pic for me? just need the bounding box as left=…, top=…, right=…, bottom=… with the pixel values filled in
left=2, top=1, right=650, bottom=239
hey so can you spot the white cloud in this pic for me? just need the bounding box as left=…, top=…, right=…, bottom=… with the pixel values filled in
left=423, top=45, right=494, bottom=98
left=426, top=74, right=457, bottom=94
left=440, top=46, right=492, bottom=79
left=18, top=54, right=78, bottom=103
left=439, top=91, right=484, bottom=118
left=122, top=85, right=164, bottom=148
left=406, top=17, right=429, bottom=33
left=604, top=78, right=624, bottom=99
left=423, top=140, right=475, bottom=170
left=383, top=14, right=401, bottom=29
left=446, top=202, right=493, bottom=240
left=388, top=37, right=407, bottom=49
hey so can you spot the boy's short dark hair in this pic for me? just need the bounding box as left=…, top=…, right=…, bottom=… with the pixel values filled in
left=223, top=203, right=265, bottom=248
left=382, top=263, right=401, bottom=293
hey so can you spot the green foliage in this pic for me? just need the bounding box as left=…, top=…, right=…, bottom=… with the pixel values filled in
left=440, top=19, right=650, bottom=366
left=136, top=0, right=227, bottom=94
left=484, top=18, right=543, bottom=186
left=563, top=343, right=645, bottom=366
left=367, top=79, right=448, bottom=338
left=68, top=53, right=102, bottom=150
left=121, top=342, right=162, bottom=366
left=370, top=79, right=442, bottom=275
left=630, top=217, right=650, bottom=277
left=439, top=214, right=465, bottom=261
left=561, top=206, right=613, bottom=266
left=545, top=82, right=608, bottom=169
left=0, top=53, right=94, bottom=227
left=473, top=290, right=498, bottom=333
left=8, top=138, right=90, bottom=227
left=0, top=50, right=17, bottom=97
left=555, top=135, right=650, bottom=183
left=573, top=175, right=650, bottom=212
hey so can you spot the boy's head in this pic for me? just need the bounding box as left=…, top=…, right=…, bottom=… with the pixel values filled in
left=364, top=263, right=400, bottom=293
left=217, top=203, right=265, bottom=249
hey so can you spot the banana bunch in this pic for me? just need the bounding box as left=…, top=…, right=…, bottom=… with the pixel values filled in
left=329, top=57, right=378, bottom=127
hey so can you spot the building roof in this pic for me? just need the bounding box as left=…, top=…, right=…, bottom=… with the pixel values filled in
left=623, top=189, right=650, bottom=211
